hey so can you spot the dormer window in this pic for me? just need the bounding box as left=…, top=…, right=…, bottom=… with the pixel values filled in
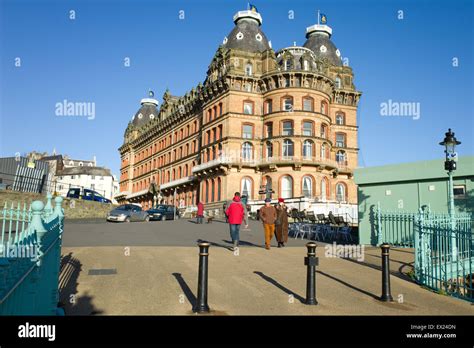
left=245, top=63, right=253, bottom=76
left=284, top=59, right=292, bottom=71
left=304, top=60, right=310, bottom=71
left=335, top=76, right=342, bottom=89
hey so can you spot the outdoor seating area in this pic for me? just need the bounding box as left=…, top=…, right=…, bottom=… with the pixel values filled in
left=288, top=210, right=354, bottom=243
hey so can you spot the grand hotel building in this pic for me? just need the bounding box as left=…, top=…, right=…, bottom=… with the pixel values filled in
left=116, top=8, right=361, bottom=211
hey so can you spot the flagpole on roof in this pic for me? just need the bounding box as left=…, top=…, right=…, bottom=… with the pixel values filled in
left=247, top=2, right=250, bottom=10
left=317, top=10, right=320, bottom=25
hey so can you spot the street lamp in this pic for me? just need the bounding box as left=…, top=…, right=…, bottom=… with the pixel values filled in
left=439, top=128, right=461, bottom=261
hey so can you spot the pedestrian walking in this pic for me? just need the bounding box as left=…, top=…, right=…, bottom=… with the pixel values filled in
left=259, top=198, right=277, bottom=250
left=275, top=198, right=289, bottom=247
left=196, top=201, right=204, bottom=224
left=225, top=195, right=244, bottom=251
left=226, top=192, right=248, bottom=228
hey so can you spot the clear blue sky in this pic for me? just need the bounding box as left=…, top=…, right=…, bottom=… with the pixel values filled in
left=1, top=0, right=473, bottom=176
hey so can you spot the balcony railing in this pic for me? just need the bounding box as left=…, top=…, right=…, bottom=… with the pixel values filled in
left=191, top=157, right=233, bottom=173
left=259, top=156, right=349, bottom=169
left=192, top=157, right=257, bottom=173
left=160, top=176, right=196, bottom=190
left=191, top=156, right=353, bottom=174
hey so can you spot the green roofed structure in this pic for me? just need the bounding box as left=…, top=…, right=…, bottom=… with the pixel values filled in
left=354, top=156, right=474, bottom=245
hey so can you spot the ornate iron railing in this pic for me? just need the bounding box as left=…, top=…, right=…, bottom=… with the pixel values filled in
left=375, top=203, right=473, bottom=302
left=0, top=194, right=64, bottom=315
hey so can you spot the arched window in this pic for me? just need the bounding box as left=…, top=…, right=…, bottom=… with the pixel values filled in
left=266, top=141, right=273, bottom=159
left=211, top=179, right=215, bottom=202
left=321, top=101, right=328, bottom=115
left=336, top=183, right=346, bottom=202
left=245, top=63, right=253, bottom=76
left=335, top=76, right=342, bottom=89
left=264, top=100, right=273, bottom=114
left=242, top=142, right=253, bottom=161
left=303, top=97, right=314, bottom=112
left=303, top=140, right=314, bottom=158
left=241, top=177, right=252, bottom=198
left=302, top=176, right=313, bottom=198
left=282, top=139, right=294, bottom=157
left=282, top=97, right=293, bottom=112
left=281, top=176, right=293, bottom=199
left=265, top=122, right=273, bottom=138
left=320, top=124, right=327, bottom=138
left=336, top=113, right=345, bottom=125
left=336, top=150, right=346, bottom=164
left=321, top=143, right=326, bottom=159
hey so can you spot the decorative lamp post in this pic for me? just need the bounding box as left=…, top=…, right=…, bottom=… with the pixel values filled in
left=439, top=128, right=461, bottom=261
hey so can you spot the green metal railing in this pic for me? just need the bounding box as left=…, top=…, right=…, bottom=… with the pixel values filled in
left=375, top=202, right=419, bottom=247
left=415, top=211, right=473, bottom=302
left=375, top=203, right=473, bottom=302
left=0, top=193, right=64, bottom=315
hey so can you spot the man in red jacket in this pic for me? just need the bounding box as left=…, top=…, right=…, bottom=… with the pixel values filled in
left=225, top=195, right=244, bottom=251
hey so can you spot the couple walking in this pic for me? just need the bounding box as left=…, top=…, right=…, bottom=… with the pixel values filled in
left=259, top=198, right=289, bottom=249
left=225, top=193, right=289, bottom=251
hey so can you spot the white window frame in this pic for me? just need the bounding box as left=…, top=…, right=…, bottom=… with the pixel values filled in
left=281, top=176, right=293, bottom=199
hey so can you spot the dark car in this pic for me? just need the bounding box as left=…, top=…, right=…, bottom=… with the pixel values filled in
left=146, top=205, right=180, bottom=221
left=107, top=204, right=149, bottom=222
left=67, top=188, right=112, bottom=204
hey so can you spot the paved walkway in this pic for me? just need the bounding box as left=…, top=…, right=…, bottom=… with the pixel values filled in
left=59, top=220, right=473, bottom=315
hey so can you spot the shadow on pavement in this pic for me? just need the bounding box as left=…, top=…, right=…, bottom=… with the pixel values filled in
left=340, top=255, right=415, bottom=283
left=316, top=270, right=380, bottom=300
left=172, top=272, right=196, bottom=310
left=59, top=252, right=103, bottom=315
left=223, top=239, right=264, bottom=249
left=253, top=271, right=305, bottom=303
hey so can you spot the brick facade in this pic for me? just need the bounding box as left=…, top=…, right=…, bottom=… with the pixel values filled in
left=117, top=10, right=361, bottom=210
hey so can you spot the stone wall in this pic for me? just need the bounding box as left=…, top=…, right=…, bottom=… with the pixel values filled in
left=0, top=191, right=116, bottom=220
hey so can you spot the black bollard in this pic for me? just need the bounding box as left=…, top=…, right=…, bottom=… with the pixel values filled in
left=304, top=242, right=319, bottom=305
left=195, top=242, right=210, bottom=313
left=380, top=243, right=393, bottom=302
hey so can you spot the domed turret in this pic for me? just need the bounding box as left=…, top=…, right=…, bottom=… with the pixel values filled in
left=222, top=8, right=271, bottom=53
left=131, top=91, right=159, bottom=128
left=303, top=20, right=342, bottom=66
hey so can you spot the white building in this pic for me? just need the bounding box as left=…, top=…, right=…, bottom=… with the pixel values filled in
left=54, top=166, right=118, bottom=202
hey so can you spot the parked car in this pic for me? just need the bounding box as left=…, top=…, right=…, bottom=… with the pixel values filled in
left=0, top=183, right=12, bottom=190
left=107, top=204, right=149, bottom=222
left=67, top=188, right=112, bottom=204
left=146, top=205, right=180, bottom=221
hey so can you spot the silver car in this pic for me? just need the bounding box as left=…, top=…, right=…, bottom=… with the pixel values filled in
left=106, top=204, right=149, bottom=222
